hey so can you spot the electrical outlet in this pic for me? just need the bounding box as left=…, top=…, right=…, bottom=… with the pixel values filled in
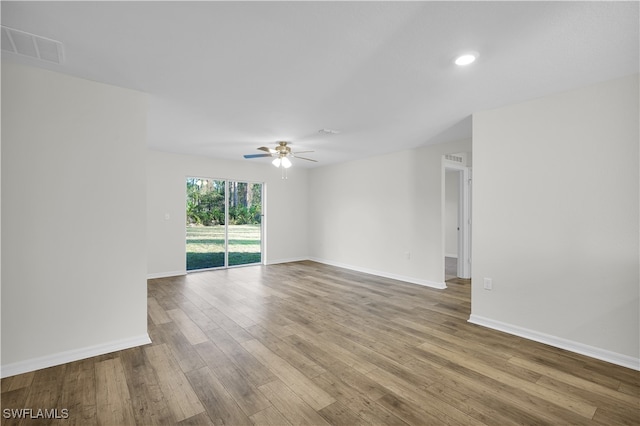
left=483, top=277, right=492, bottom=290
left=404, top=251, right=411, bottom=260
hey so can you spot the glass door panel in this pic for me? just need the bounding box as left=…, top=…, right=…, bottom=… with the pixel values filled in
left=186, top=178, right=226, bottom=270
left=228, top=182, right=262, bottom=266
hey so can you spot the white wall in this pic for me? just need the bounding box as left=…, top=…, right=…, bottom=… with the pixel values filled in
left=445, top=170, right=459, bottom=258
left=147, top=150, right=309, bottom=277
left=472, top=74, right=639, bottom=368
left=308, top=138, right=472, bottom=288
left=1, top=63, right=149, bottom=376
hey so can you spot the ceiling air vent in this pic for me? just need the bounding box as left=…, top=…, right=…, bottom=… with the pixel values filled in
left=1, top=26, right=64, bottom=64
left=444, top=154, right=464, bottom=163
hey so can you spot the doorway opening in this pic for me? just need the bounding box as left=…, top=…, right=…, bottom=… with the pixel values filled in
left=443, top=153, right=471, bottom=280
left=186, top=177, right=263, bottom=271
left=445, top=170, right=460, bottom=280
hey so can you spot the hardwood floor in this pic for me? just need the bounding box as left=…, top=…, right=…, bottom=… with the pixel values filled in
left=2, top=261, right=638, bottom=425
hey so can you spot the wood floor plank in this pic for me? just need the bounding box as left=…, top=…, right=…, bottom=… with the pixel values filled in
left=257, top=380, right=331, bottom=426
left=193, top=339, right=272, bottom=417
left=282, top=333, right=351, bottom=375
left=175, top=299, right=222, bottom=335
left=366, top=366, right=484, bottom=426
left=318, top=401, right=369, bottom=426
left=1, top=371, right=35, bottom=393
left=144, top=343, right=205, bottom=422
left=311, top=370, right=408, bottom=426
left=0, top=388, right=31, bottom=423
left=329, top=365, right=390, bottom=401
left=187, top=282, right=257, bottom=328
left=249, top=405, right=293, bottom=426
left=246, top=324, right=327, bottom=379
left=242, top=339, right=336, bottom=411
left=234, top=278, right=292, bottom=300
left=376, top=392, right=460, bottom=426
left=319, top=329, right=421, bottom=379
left=119, top=347, right=175, bottom=425
left=155, top=321, right=206, bottom=374
left=166, top=308, right=209, bottom=345
left=95, top=357, right=136, bottom=426
left=401, top=328, right=544, bottom=384
left=288, top=324, right=378, bottom=374
left=184, top=366, right=252, bottom=425
left=21, top=364, right=67, bottom=416
left=175, top=412, right=217, bottom=425
left=59, top=358, right=97, bottom=425
left=4, top=261, right=638, bottom=425
left=418, top=340, right=598, bottom=419
left=200, top=306, right=255, bottom=343
left=205, top=327, right=277, bottom=387
left=410, top=344, right=595, bottom=424
left=535, top=375, right=640, bottom=425
left=182, top=287, right=255, bottom=343
left=591, top=404, right=640, bottom=425
left=425, top=380, right=536, bottom=426
left=148, top=296, right=172, bottom=325
left=618, top=380, right=640, bottom=397
left=510, top=355, right=640, bottom=407
left=316, top=318, right=418, bottom=366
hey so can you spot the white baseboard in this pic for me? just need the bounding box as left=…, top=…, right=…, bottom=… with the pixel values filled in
left=266, top=256, right=309, bottom=265
left=0, top=334, right=152, bottom=378
left=468, top=314, right=640, bottom=371
left=309, top=257, right=446, bottom=290
left=147, top=260, right=312, bottom=277
left=147, top=270, right=186, bottom=279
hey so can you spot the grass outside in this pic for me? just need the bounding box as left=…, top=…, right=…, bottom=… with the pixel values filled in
left=186, top=224, right=261, bottom=270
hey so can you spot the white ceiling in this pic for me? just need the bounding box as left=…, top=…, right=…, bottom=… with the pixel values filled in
left=2, top=1, right=638, bottom=168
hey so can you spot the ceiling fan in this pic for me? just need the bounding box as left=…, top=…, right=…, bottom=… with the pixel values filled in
left=243, top=141, right=317, bottom=168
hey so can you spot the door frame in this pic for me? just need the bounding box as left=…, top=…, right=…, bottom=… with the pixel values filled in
left=444, top=164, right=471, bottom=279
left=186, top=177, right=265, bottom=271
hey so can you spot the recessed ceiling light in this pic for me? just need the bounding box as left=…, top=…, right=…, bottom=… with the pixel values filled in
left=454, top=52, right=478, bottom=66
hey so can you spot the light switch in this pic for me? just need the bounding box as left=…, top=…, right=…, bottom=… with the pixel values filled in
left=483, top=277, right=492, bottom=290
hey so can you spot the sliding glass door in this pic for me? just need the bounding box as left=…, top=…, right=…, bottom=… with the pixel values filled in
left=228, top=182, right=263, bottom=267
left=186, top=178, right=226, bottom=270
left=186, top=177, right=262, bottom=271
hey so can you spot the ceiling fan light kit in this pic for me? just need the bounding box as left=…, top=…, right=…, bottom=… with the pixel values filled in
left=272, top=156, right=292, bottom=168
left=281, top=157, right=292, bottom=168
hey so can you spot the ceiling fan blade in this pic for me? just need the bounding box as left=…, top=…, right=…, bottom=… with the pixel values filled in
left=292, top=155, right=318, bottom=162
left=292, top=150, right=314, bottom=154
left=258, top=146, right=277, bottom=153
left=244, top=153, right=273, bottom=159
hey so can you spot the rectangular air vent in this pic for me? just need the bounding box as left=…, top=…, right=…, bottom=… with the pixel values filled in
left=1, top=26, right=64, bottom=64
left=444, top=154, right=464, bottom=163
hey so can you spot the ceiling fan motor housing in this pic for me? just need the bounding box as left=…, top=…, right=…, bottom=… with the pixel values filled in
left=276, top=141, right=291, bottom=156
